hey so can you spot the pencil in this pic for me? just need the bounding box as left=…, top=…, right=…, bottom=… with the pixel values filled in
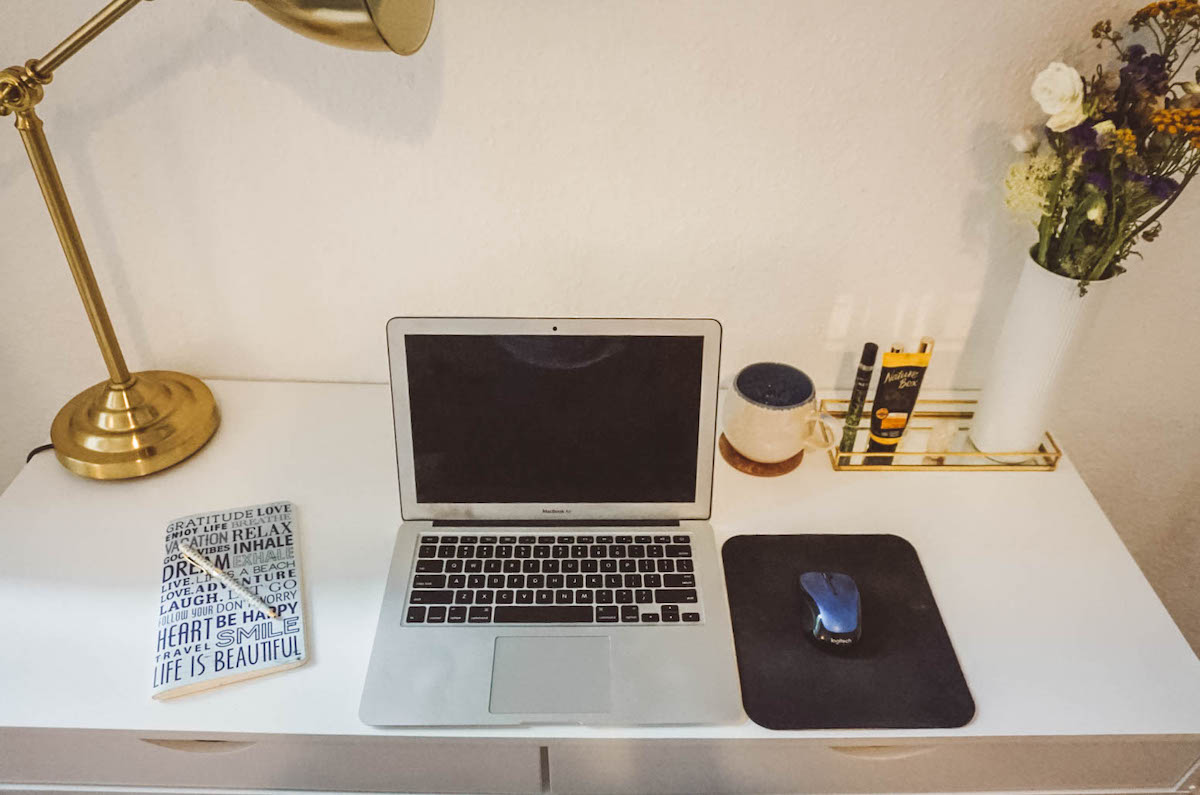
left=178, top=541, right=279, bottom=619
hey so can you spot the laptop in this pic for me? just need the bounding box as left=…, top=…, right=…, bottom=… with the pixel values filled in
left=359, top=317, right=744, bottom=726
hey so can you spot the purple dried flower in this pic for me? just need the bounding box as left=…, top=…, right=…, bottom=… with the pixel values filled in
left=1127, top=171, right=1180, bottom=201
left=1127, top=170, right=1152, bottom=188
left=1085, top=171, right=1112, bottom=192
left=1150, top=176, right=1179, bottom=201
left=1121, top=47, right=1170, bottom=96
left=1068, top=123, right=1099, bottom=148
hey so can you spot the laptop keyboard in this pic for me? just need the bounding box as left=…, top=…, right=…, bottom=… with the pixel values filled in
left=402, top=533, right=703, bottom=626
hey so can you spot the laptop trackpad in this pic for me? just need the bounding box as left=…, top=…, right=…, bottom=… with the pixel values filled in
left=489, top=636, right=612, bottom=714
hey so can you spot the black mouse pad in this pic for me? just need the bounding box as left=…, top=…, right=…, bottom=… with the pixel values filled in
left=722, top=534, right=975, bottom=730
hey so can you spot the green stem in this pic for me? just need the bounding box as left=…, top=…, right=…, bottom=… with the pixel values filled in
left=1036, top=157, right=1070, bottom=269
left=1104, top=158, right=1119, bottom=240
left=1056, top=199, right=1091, bottom=272
left=1086, top=227, right=1128, bottom=283
left=1128, top=160, right=1200, bottom=241
left=1150, top=138, right=1184, bottom=178
left=1086, top=160, right=1200, bottom=284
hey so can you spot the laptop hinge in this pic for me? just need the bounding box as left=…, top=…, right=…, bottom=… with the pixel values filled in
left=431, top=519, right=682, bottom=527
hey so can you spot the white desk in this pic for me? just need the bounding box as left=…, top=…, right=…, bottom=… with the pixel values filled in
left=1, top=380, right=1199, bottom=794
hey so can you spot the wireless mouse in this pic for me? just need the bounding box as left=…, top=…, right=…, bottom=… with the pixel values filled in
left=798, top=571, right=862, bottom=650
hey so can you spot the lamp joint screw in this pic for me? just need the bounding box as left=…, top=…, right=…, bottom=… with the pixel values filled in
left=0, top=61, right=49, bottom=116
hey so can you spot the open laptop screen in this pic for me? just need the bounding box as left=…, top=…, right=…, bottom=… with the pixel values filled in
left=404, top=334, right=704, bottom=504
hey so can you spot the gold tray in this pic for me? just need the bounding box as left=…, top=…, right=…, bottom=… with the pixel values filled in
left=820, top=399, right=1061, bottom=472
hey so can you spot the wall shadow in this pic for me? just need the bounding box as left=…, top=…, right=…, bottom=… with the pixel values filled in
left=953, top=121, right=1027, bottom=388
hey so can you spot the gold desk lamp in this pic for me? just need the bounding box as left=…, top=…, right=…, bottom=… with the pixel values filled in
left=1, top=0, right=434, bottom=480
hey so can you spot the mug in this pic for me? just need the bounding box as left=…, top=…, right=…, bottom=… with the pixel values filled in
left=723, top=362, right=838, bottom=463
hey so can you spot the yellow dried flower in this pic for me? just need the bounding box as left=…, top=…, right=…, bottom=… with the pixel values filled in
left=1151, top=108, right=1200, bottom=142
left=1132, top=0, right=1200, bottom=25
left=1114, top=128, right=1139, bottom=157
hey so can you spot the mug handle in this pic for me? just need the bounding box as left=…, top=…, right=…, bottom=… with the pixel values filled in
left=803, top=412, right=840, bottom=452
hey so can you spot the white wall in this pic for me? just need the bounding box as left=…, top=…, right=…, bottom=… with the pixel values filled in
left=2, top=1, right=1196, bottom=647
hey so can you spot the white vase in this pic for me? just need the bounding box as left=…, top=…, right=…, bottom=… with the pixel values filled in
left=969, top=253, right=1110, bottom=461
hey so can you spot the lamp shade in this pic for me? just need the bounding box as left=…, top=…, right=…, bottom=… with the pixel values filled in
left=243, top=0, right=434, bottom=55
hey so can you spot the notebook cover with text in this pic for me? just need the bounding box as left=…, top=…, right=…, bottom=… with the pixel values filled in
left=152, top=500, right=307, bottom=700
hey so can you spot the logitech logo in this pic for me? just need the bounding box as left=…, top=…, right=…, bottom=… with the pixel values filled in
left=828, top=637, right=853, bottom=645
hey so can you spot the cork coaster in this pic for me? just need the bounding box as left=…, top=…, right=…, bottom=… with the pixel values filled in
left=719, top=434, right=804, bottom=477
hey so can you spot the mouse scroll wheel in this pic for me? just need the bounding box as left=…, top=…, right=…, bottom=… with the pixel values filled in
left=823, top=572, right=836, bottom=593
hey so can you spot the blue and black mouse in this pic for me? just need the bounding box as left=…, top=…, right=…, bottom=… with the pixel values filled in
left=798, top=571, right=862, bottom=650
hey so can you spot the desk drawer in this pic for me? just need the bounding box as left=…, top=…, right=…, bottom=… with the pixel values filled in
left=0, top=729, right=541, bottom=793
left=547, top=737, right=1200, bottom=794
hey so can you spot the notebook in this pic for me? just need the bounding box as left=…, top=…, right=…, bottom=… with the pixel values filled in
left=152, top=500, right=308, bottom=700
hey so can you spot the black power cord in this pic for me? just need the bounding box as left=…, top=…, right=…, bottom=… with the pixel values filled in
left=25, top=443, right=54, bottom=463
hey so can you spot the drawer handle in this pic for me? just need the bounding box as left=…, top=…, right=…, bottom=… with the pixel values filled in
left=828, top=745, right=936, bottom=761
left=141, top=739, right=257, bottom=754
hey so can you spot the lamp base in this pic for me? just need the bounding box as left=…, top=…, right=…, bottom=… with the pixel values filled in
left=50, top=370, right=219, bottom=480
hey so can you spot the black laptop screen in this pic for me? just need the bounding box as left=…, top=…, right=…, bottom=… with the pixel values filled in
left=404, top=334, right=704, bottom=503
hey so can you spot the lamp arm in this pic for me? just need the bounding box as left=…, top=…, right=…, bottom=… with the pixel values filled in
left=0, top=0, right=151, bottom=387
left=32, top=0, right=148, bottom=79
left=1, top=0, right=146, bottom=105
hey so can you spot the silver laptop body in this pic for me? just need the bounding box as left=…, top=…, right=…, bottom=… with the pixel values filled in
left=360, top=317, right=744, bottom=726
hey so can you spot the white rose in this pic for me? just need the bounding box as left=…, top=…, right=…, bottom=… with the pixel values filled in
left=1183, top=82, right=1200, bottom=95
left=1033, top=62, right=1085, bottom=114
left=1047, top=104, right=1089, bottom=133
left=1093, top=120, right=1116, bottom=145
left=1011, top=127, right=1041, bottom=153
left=1032, top=62, right=1087, bottom=131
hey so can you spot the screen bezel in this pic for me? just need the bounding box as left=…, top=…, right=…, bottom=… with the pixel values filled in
left=386, top=317, right=721, bottom=522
